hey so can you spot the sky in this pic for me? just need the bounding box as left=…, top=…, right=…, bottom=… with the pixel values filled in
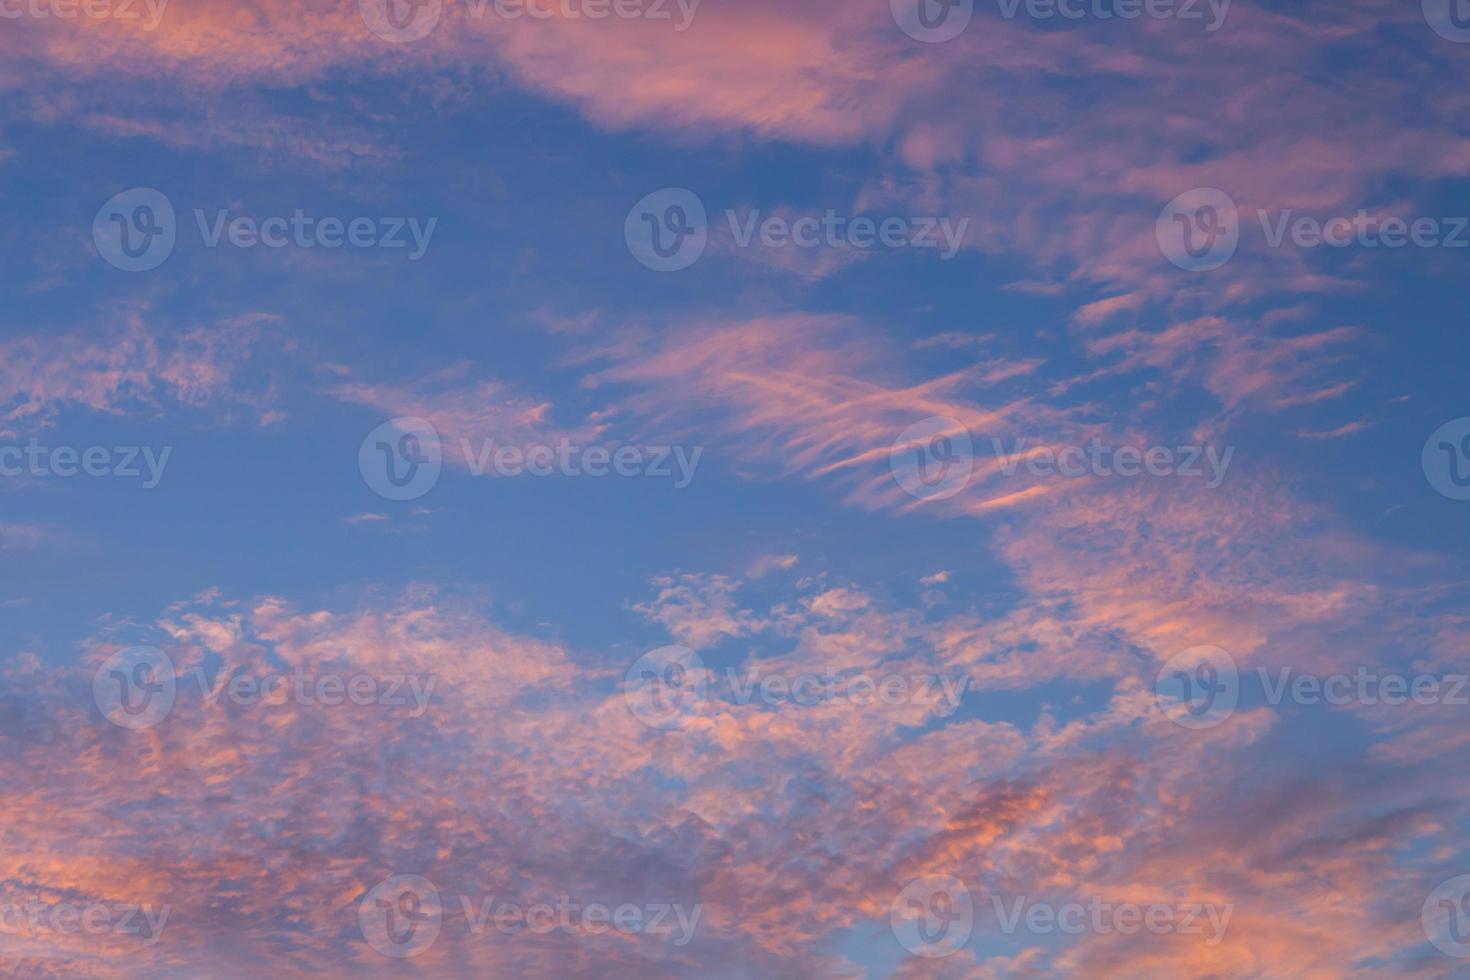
left=2, top=0, right=1470, bottom=975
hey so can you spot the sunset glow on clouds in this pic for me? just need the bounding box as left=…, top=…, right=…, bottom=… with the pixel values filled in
left=3, top=0, right=1470, bottom=976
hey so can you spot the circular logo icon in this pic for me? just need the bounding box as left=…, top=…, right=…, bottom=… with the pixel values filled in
left=93, top=188, right=176, bottom=272
left=1154, top=645, right=1239, bottom=729
left=359, top=0, right=442, bottom=42
left=890, top=417, right=974, bottom=501
left=890, top=875, right=973, bottom=958
left=1156, top=188, right=1239, bottom=272
left=1423, top=418, right=1470, bottom=501
left=891, top=0, right=973, bottom=42
left=1424, top=0, right=1470, bottom=42
left=625, top=188, right=708, bottom=272
left=623, top=645, right=708, bottom=730
left=359, top=417, right=443, bottom=501
left=360, top=875, right=443, bottom=958
left=93, top=646, right=177, bottom=730
left=1424, top=875, right=1470, bottom=958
